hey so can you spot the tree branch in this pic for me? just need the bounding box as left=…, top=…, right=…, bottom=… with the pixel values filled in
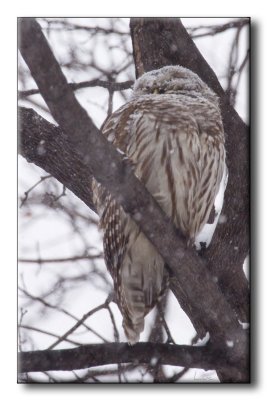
left=130, top=16, right=249, bottom=322
left=18, top=79, right=133, bottom=99
left=18, top=254, right=103, bottom=263
left=18, top=342, right=240, bottom=376
left=130, top=16, right=250, bottom=383
left=187, top=18, right=249, bottom=39
left=18, top=106, right=96, bottom=212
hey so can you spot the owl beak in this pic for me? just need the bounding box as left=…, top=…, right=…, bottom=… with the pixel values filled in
left=153, top=88, right=159, bottom=94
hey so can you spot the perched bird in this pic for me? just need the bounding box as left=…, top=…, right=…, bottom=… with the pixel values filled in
left=93, top=65, right=228, bottom=344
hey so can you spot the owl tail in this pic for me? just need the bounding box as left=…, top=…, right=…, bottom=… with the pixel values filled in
left=121, top=272, right=157, bottom=344
left=122, top=315, right=144, bottom=345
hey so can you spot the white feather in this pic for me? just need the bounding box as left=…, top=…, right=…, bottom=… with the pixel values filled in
left=194, top=165, right=228, bottom=250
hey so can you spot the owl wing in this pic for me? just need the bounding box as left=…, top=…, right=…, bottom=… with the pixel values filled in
left=92, top=102, right=138, bottom=310
left=194, top=163, right=228, bottom=250
left=96, top=94, right=226, bottom=260
left=104, top=97, right=225, bottom=241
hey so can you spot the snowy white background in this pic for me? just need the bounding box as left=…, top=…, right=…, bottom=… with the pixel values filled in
left=17, top=17, right=249, bottom=383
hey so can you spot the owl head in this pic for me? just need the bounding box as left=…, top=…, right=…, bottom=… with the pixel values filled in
left=132, top=65, right=218, bottom=104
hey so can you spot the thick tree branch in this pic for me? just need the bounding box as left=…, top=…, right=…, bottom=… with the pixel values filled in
left=19, top=105, right=207, bottom=339
left=130, top=17, right=249, bottom=321
left=18, top=342, right=240, bottom=376
left=18, top=107, right=96, bottom=212
left=18, top=101, right=245, bottom=352
left=130, top=16, right=250, bottom=383
left=18, top=18, right=249, bottom=381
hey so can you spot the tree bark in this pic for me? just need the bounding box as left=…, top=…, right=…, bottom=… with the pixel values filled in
left=18, top=104, right=247, bottom=355
left=130, top=18, right=250, bottom=382
left=130, top=16, right=249, bottom=324
left=18, top=342, right=240, bottom=377
left=18, top=107, right=96, bottom=212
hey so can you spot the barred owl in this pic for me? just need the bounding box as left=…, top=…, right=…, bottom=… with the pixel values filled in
left=93, top=66, right=227, bottom=344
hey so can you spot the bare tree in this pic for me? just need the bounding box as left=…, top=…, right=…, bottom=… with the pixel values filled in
left=18, top=17, right=249, bottom=383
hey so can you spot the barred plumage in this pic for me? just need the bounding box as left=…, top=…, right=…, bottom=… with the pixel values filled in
left=93, top=66, right=227, bottom=344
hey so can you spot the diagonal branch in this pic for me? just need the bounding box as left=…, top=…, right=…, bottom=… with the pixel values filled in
left=18, top=105, right=205, bottom=342
left=18, top=106, right=96, bottom=212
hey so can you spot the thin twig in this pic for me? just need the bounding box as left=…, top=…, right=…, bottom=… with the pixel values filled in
left=19, top=324, right=82, bottom=346
left=47, top=297, right=112, bottom=350
left=188, top=18, right=249, bottom=39
left=40, top=18, right=129, bottom=36
left=20, top=175, right=52, bottom=208
left=164, top=367, right=190, bottom=382
left=18, top=253, right=103, bottom=264
left=18, top=287, right=109, bottom=343
left=18, top=79, right=133, bottom=99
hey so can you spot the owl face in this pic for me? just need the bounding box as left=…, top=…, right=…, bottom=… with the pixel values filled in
left=133, top=65, right=217, bottom=104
